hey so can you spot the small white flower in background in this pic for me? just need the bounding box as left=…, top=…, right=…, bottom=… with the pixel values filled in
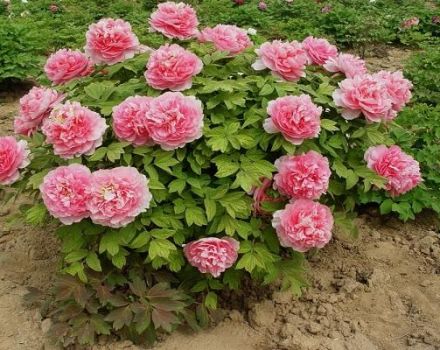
left=369, top=0, right=376, bottom=2
left=325, top=108, right=330, bottom=113
left=21, top=0, right=28, bottom=3
left=237, top=72, right=244, bottom=76
left=247, top=28, right=257, bottom=36
left=20, top=10, right=30, bottom=17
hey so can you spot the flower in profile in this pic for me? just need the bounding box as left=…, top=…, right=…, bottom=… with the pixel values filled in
left=249, top=178, right=285, bottom=216
left=323, top=53, right=367, bottom=78
left=198, top=25, right=252, bottom=55
left=302, top=36, right=338, bottom=65
left=0, top=136, right=30, bottom=185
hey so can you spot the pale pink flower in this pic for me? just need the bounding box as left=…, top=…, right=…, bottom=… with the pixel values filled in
left=149, top=1, right=199, bottom=40
left=145, top=44, right=203, bottom=91
left=0, top=136, right=30, bottom=185
left=85, top=18, right=140, bottom=65
left=374, top=70, right=412, bottom=112
left=41, top=101, right=108, bottom=159
left=258, top=1, right=267, bottom=10
left=183, top=237, right=239, bottom=277
left=44, top=49, right=94, bottom=85
left=302, top=36, right=337, bottom=65
left=87, top=167, right=152, bottom=228
left=40, top=164, right=92, bottom=224
left=274, top=151, right=331, bottom=200
left=252, top=40, right=310, bottom=81
left=272, top=199, right=333, bottom=252
left=198, top=24, right=252, bottom=55
left=364, top=145, right=421, bottom=196
left=146, top=92, right=204, bottom=150
left=323, top=53, right=368, bottom=78
left=112, top=96, right=154, bottom=146
left=264, top=94, right=322, bottom=145
left=401, top=17, right=419, bottom=29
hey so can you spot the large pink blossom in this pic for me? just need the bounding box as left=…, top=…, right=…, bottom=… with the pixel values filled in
left=364, top=145, right=421, bottom=196
left=183, top=237, right=239, bottom=277
left=274, top=151, right=331, bottom=200
left=87, top=167, right=152, bottom=228
left=332, top=74, right=395, bottom=122
left=14, top=87, right=64, bottom=136
left=264, top=94, right=322, bottom=145
left=302, top=36, right=337, bottom=65
left=252, top=40, right=310, bottom=81
left=272, top=199, right=333, bottom=252
left=112, top=96, right=153, bottom=146
left=146, top=92, right=204, bottom=150
left=85, top=18, right=140, bottom=65
left=198, top=24, right=252, bottom=55
left=0, top=136, right=30, bottom=185
left=145, top=44, right=203, bottom=91
left=374, top=70, right=412, bottom=112
left=149, top=1, right=199, bottom=40
left=323, top=53, right=368, bottom=78
left=40, top=164, right=92, bottom=224
left=41, top=101, right=108, bottom=159
left=44, top=49, right=94, bottom=85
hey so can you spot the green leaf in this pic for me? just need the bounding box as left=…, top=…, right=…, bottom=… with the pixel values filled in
left=25, top=204, right=47, bottom=225
left=65, top=249, right=89, bottom=264
left=107, top=142, right=129, bottom=162
left=86, top=252, right=102, bottom=272
left=204, top=292, right=218, bottom=310
left=130, top=231, right=151, bottom=249
left=99, top=232, right=120, bottom=256
left=84, top=81, right=115, bottom=101
left=89, top=147, right=108, bottom=161
left=149, top=239, right=176, bottom=259
left=380, top=199, right=393, bottom=215
left=321, top=119, right=339, bottom=131
left=185, top=207, right=207, bottom=226
left=204, top=199, right=217, bottom=221
left=27, top=169, right=50, bottom=190
left=105, top=306, right=133, bottom=331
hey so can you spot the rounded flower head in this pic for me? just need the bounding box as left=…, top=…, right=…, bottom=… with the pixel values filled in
left=40, top=164, right=92, bottom=224
left=264, top=94, right=322, bottom=145
left=112, top=96, right=153, bottom=146
left=146, top=92, right=204, bottom=150
left=274, top=151, right=331, bottom=200
left=0, top=136, right=30, bottom=185
left=198, top=24, right=252, bottom=55
left=401, top=17, right=419, bottom=29
left=183, top=237, right=239, bottom=277
left=145, top=44, right=203, bottom=91
left=87, top=167, right=152, bottom=228
left=323, top=53, right=367, bottom=79
left=374, top=70, right=412, bottom=112
left=85, top=18, right=140, bottom=65
left=272, top=199, right=333, bottom=252
left=364, top=145, right=421, bottom=196
left=332, top=74, right=395, bottom=122
left=44, top=49, right=94, bottom=85
left=41, top=101, right=108, bottom=159
left=149, top=1, right=198, bottom=40
left=302, top=36, right=337, bottom=65
left=252, top=40, right=310, bottom=81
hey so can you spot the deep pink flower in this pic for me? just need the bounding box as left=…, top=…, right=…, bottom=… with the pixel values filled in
left=272, top=199, right=333, bottom=252
left=264, top=94, right=322, bottom=145
left=0, top=136, right=30, bottom=185
left=234, top=0, right=245, bottom=5
left=41, top=101, right=108, bottom=159
left=146, top=92, right=204, bottom=150
left=364, top=145, right=421, bottom=196
left=252, top=40, right=310, bottom=81
left=198, top=24, right=252, bottom=55
left=323, top=53, right=368, bottom=78
left=401, top=17, right=419, bottom=29
left=87, top=167, right=152, bottom=228
left=40, top=164, right=92, bottom=224
left=112, top=96, right=154, bottom=146
left=274, top=151, right=331, bottom=200
left=374, top=70, right=412, bottom=112
left=44, top=49, right=94, bottom=85
left=149, top=1, right=199, bottom=40
left=183, top=237, right=239, bottom=277
left=145, top=44, right=203, bottom=91
left=302, top=36, right=337, bottom=65
left=85, top=18, right=140, bottom=65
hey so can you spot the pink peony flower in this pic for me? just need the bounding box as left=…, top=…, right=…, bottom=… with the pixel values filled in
left=252, top=40, right=310, bottom=81
left=323, top=53, right=368, bottom=78
left=40, top=164, right=92, bottom=224
left=258, top=1, right=267, bottom=10
left=41, top=101, right=108, bottom=159
left=87, top=167, right=152, bottom=228
left=374, top=70, right=412, bottom=112
left=264, top=94, right=322, bottom=145
left=0, top=136, right=30, bottom=185
left=14, top=87, right=64, bottom=136
left=149, top=1, right=198, bottom=40
left=302, top=36, right=337, bottom=65
left=272, top=199, right=333, bottom=252
left=112, top=96, right=154, bottom=146
left=44, top=49, right=94, bottom=85
left=401, top=17, right=419, bottom=29
left=49, top=4, right=59, bottom=13
left=146, top=92, right=204, bottom=150
left=250, top=178, right=286, bottom=216
left=234, top=0, right=245, bottom=5
left=145, top=44, right=203, bottom=91
left=332, top=74, right=395, bottom=122
left=364, top=145, right=421, bottom=196
left=321, top=5, right=332, bottom=13
left=198, top=24, right=252, bottom=55
left=85, top=18, right=140, bottom=65
left=183, top=237, right=239, bottom=277
left=274, top=151, right=331, bottom=200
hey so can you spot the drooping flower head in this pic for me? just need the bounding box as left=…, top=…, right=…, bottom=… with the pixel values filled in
left=374, top=70, right=412, bottom=112
left=0, top=136, right=30, bottom=185
left=323, top=53, right=368, bottom=78
left=198, top=24, right=252, bottom=55
left=302, top=36, right=337, bottom=65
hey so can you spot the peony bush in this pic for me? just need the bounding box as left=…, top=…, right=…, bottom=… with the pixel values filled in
left=0, top=1, right=421, bottom=346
